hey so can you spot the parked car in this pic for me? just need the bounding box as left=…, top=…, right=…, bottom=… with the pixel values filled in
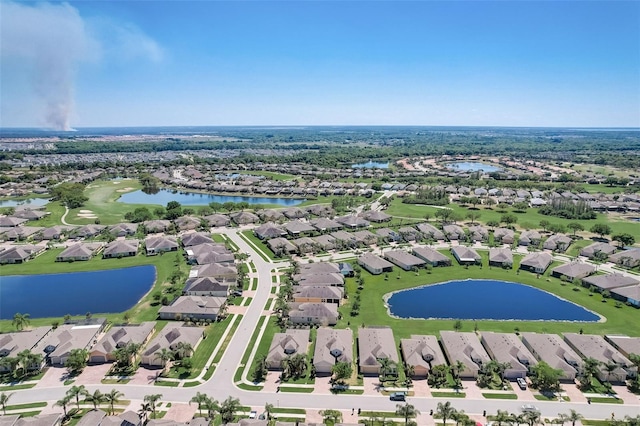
left=521, top=404, right=538, bottom=412
left=516, top=377, right=527, bottom=390
left=249, top=411, right=257, bottom=419
left=389, top=392, right=406, bottom=401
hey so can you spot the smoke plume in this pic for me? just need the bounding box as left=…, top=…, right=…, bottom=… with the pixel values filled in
left=1, top=2, right=162, bottom=130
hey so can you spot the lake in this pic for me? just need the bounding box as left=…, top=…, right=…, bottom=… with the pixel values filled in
left=447, top=162, right=501, bottom=172
left=0, top=266, right=156, bottom=319
left=352, top=161, right=390, bottom=169
left=118, top=189, right=305, bottom=206
left=0, top=198, right=49, bottom=208
left=386, top=279, right=600, bottom=322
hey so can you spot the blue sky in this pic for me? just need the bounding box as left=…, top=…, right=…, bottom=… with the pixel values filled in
left=1, top=1, right=639, bottom=128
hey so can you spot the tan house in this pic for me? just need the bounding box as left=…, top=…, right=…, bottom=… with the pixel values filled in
left=158, top=296, right=226, bottom=321
left=358, top=253, right=394, bottom=275
left=439, top=331, right=491, bottom=379
left=563, top=333, right=633, bottom=383
left=358, top=327, right=398, bottom=375
left=519, top=252, right=553, bottom=273
left=266, top=329, right=310, bottom=369
left=480, top=332, right=537, bottom=379
left=0, top=326, right=52, bottom=372
left=292, top=286, right=343, bottom=304
left=289, top=303, right=339, bottom=326
left=400, top=335, right=447, bottom=378
left=314, top=328, right=353, bottom=375
left=103, top=239, right=139, bottom=258
left=520, top=332, right=583, bottom=381
left=56, top=242, right=104, bottom=262
left=89, top=322, right=155, bottom=363
left=384, top=250, right=426, bottom=271
left=34, top=319, right=106, bottom=366
left=412, top=246, right=451, bottom=267
left=141, top=325, right=204, bottom=367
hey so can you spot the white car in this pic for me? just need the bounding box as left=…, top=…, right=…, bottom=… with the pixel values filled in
left=516, top=377, right=527, bottom=390
left=521, top=404, right=539, bottom=412
left=249, top=411, right=257, bottom=419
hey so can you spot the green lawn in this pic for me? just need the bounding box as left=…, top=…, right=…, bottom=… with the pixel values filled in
left=67, top=179, right=143, bottom=225
left=335, top=250, right=640, bottom=339
left=482, top=393, right=518, bottom=399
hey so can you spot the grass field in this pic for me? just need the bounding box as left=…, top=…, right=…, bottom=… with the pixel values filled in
left=335, top=249, right=640, bottom=339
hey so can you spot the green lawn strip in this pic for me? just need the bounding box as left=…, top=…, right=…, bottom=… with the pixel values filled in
left=271, top=286, right=277, bottom=294
left=163, top=315, right=235, bottom=380
left=154, top=380, right=179, bottom=387
left=386, top=198, right=639, bottom=239
left=100, top=378, right=131, bottom=384
left=5, top=402, right=47, bottom=410
left=0, top=384, right=35, bottom=391
left=242, top=297, right=253, bottom=307
left=337, top=251, right=640, bottom=338
left=234, top=316, right=267, bottom=382
left=183, top=381, right=201, bottom=387
left=239, top=231, right=274, bottom=262
left=533, top=394, right=569, bottom=402
left=482, top=393, right=518, bottom=400
left=235, top=383, right=263, bottom=391
left=0, top=247, right=186, bottom=331
left=360, top=411, right=400, bottom=419
left=332, top=389, right=364, bottom=395
left=0, top=369, right=45, bottom=384
left=14, top=411, right=41, bottom=418
left=206, top=314, right=242, bottom=380
left=272, top=408, right=306, bottom=415
left=251, top=278, right=258, bottom=291
left=430, top=391, right=466, bottom=398
left=588, top=397, right=624, bottom=404
left=278, top=386, right=314, bottom=393
left=211, top=233, right=226, bottom=243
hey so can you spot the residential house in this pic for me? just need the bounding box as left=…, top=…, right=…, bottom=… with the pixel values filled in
left=203, top=214, right=230, bottom=227
left=467, top=226, right=489, bottom=242
left=310, top=218, right=343, bottom=232
left=443, top=225, right=466, bottom=241
left=141, top=324, right=204, bottom=367
left=362, top=211, right=391, bottom=223
left=283, top=207, right=308, bottom=220
left=1, top=226, right=44, bottom=241
left=520, top=332, right=583, bottom=381
left=12, top=209, right=49, bottom=221
left=493, top=228, right=515, bottom=244
left=292, top=286, right=343, bottom=304
left=375, top=228, right=402, bottom=243
left=0, top=216, right=28, bottom=227
left=439, top=331, right=491, bottom=378
left=299, top=262, right=340, bottom=274
left=230, top=211, right=259, bottom=225
left=605, top=335, right=640, bottom=363
left=519, top=252, right=553, bottom=274
left=158, top=296, right=226, bottom=321
left=358, top=327, right=399, bottom=375
left=480, top=332, right=537, bottom=379
left=189, top=263, right=237, bottom=282
left=0, top=244, right=45, bottom=264
left=563, top=333, right=632, bottom=383
left=582, top=274, right=639, bottom=292
left=580, top=242, right=617, bottom=260
left=291, top=237, right=316, bottom=254
left=142, top=219, right=171, bottom=233
left=76, top=410, right=142, bottom=426
left=335, top=215, right=369, bottom=229
left=451, top=246, right=481, bottom=265
left=551, top=263, right=596, bottom=281
left=384, top=250, right=425, bottom=271
left=488, top=248, right=513, bottom=268
left=609, top=248, right=640, bottom=268
left=283, top=220, right=316, bottom=237
left=183, top=276, right=229, bottom=297
left=71, top=224, right=105, bottom=239
left=400, top=335, right=447, bottom=378
left=415, top=223, right=445, bottom=241
left=267, top=238, right=297, bottom=255
left=314, top=328, right=353, bottom=375
left=254, top=223, right=286, bottom=240
left=144, top=236, right=179, bottom=255
left=352, top=230, right=378, bottom=245
left=0, top=414, right=62, bottom=426
left=266, top=329, right=310, bottom=369
left=258, top=209, right=285, bottom=223
left=89, top=322, right=155, bottom=363
left=56, top=242, right=104, bottom=262
left=181, top=232, right=214, bottom=248
left=174, top=216, right=202, bottom=231
left=108, top=223, right=138, bottom=237
left=329, top=231, right=359, bottom=249
left=34, top=319, right=106, bottom=366
left=397, top=227, right=420, bottom=242
left=611, top=284, right=640, bottom=307
left=289, top=302, right=339, bottom=326
left=357, top=253, right=393, bottom=275
left=519, top=230, right=541, bottom=247
left=543, top=234, right=572, bottom=252
left=0, top=327, right=51, bottom=372
left=34, top=226, right=75, bottom=241
left=313, top=235, right=336, bottom=251
left=184, top=243, right=232, bottom=265
left=103, top=239, right=139, bottom=258
left=411, top=247, right=451, bottom=267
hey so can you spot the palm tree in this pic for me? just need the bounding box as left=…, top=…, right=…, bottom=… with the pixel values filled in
left=138, top=402, right=152, bottom=423
left=434, top=401, right=457, bottom=426
left=523, top=410, right=541, bottom=426
left=579, top=357, right=601, bottom=388
left=189, top=392, right=210, bottom=417
left=84, top=389, right=105, bottom=411
left=378, top=357, right=391, bottom=380
left=603, top=361, right=619, bottom=383
left=0, top=357, right=19, bottom=377
left=203, top=397, right=219, bottom=420
left=67, top=385, right=87, bottom=410
left=104, top=389, right=124, bottom=415
left=219, top=396, right=241, bottom=424
left=488, top=410, right=513, bottom=426
left=174, top=342, right=194, bottom=360
left=55, top=395, right=72, bottom=418
left=66, top=385, right=87, bottom=410
left=319, top=409, right=343, bottom=424
left=0, top=392, right=13, bottom=415
left=510, top=413, right=526, bottom=426
left=264, top=403, right=274, bottom=420
left=16, top=350, right=42, bottom=377
left=395, top=403, right=420, bottom=426
left=557, top=409, right=584, bottom=426
left=12, top=313, right=30, bottom=331
left=143, top=394, right=163, bottom=419
left=154, top=348, right=174, bottom=370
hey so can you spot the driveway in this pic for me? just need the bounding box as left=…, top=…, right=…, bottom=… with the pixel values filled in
left=162, top=403, right=197, bottom=422
left=35, top=366, right=68, bottom=388
left=129, top=366, right=163, bottom=385
left=74, top=363, right=112, bottom=385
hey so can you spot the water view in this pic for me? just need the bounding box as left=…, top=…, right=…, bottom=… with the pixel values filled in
left=447, top=162, right=501, bottom=172
left=0, top=198, right=49, bottom=208
left=0, top=266, right=156, bottom=319
left=352, top=161, right=390, bottom=169
left=118, top=189, right=305, bottom=206
left=386, top=279, right=600, bottom=322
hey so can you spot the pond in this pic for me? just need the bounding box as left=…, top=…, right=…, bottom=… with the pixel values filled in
left=352, top=161, right=390, bottom=169
left=0, top=198, right=49, bottom=208
left=0, top=266, right=156, bottom=319
left=117, top=189, right=305, bottom=206
left=446, top=162, right=501, bottom=172
left=386, top=279, right=600, bottom=322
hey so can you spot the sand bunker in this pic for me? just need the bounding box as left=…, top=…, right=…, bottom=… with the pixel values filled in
left=113, top=181, right=121, bottom=184
left=77, top=214, right=97, bottom=218
left=79, top=210, right=93, bottom=213
left=116, top=187, right=135, bottom=193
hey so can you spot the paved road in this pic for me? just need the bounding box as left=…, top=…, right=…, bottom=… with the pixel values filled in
left=7, top=228, right=640, bottom=420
